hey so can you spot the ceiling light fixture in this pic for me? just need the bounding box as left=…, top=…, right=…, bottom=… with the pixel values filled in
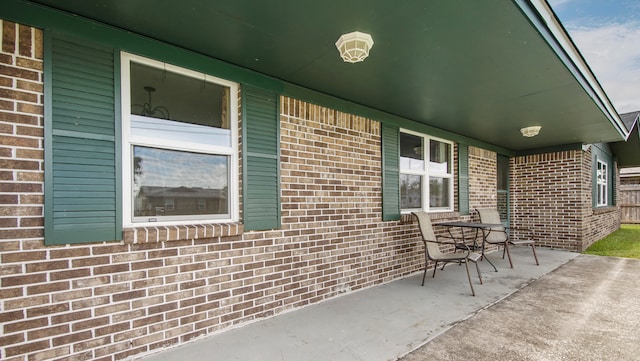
left=335, top=31, right=374, bottom=63
left=520, top=125, right=542, bottom=137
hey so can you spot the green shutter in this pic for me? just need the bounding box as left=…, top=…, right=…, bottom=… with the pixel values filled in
left=242, top=86, right=280, bottom=230
left=497, top=154, right=510, bottom=224
left=612, top=163, right=616, bottom=206
left=458, top=144, right=469, bottom=216
left=45, top=34, right=121, bottom=245
left=382, top=124, right=400, bottom=221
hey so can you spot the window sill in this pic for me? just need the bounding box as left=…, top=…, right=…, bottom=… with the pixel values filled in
left=593, top=206, right=617, bottom=215
left=123, top=222, right=243, bottom=244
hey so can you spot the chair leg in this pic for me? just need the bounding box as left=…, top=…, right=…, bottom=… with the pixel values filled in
left=504, top=242, right=513, bottom=268
left=422, top=246, right=429, bottom=286
left=421, top=267, right=427, bottom=286
left=531, top=244, right=539, bottom=265
left=474, top=261, right=483, bottom=284
left=432, top=261, right=438, bottom=278
left=464, top=261, right=475, bottom=296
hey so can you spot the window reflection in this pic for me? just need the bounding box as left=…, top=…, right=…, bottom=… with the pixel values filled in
left=429, top=140, right=450, bottom=173
left=401, top=174, right=422, bottom=209
left=130, top=62, right=230, bottom=129
left=429, top=177, right=451, bottom=208
left=400, top=133, right=424, bottom=171
left=133, top=146, right=229, bottom=218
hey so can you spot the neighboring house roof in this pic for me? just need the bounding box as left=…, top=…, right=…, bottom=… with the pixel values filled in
left=3, top=0, right=627, bottom=152
left=621, top=111, right=640, bottom=133
left=141, top=186, right=227, bottom=200
left=610, top=111, right=640, bottom=168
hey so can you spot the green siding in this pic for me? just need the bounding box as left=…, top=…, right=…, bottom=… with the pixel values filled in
left=458, top=144, right=469, bottom=216
left=382, top=124, right=400, bottom=221
left=45, top=34, right=121, bottom=244
left=242, top=86, right=280, bottom=230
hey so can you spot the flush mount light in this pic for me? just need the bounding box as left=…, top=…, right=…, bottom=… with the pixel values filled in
left=335, top=31, right=374, bottom=63
left=520, top=125, right=542, bottom=137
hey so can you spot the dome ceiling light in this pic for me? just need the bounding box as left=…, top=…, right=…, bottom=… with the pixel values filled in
left=335, top=31, right=374, bottom=63
left=520, top=125, right=542, bottom=137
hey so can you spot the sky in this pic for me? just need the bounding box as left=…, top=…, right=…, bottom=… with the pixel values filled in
left=547, top=0, right=640, bottom=114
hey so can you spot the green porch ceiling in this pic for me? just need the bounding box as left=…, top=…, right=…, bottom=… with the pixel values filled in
left=4, top=0, right=627, bottom=151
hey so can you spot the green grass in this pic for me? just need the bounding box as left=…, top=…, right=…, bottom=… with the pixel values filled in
left=583, top=224, right=640, bottom=259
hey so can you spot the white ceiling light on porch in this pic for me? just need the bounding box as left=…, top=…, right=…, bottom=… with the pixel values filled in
left=520, top=125, right=542, bottom=137
left=335, top=31, right=374, bottom=63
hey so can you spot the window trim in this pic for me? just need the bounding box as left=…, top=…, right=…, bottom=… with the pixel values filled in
left=399, top=128, right=454, bottom=213
left=596, top=159, right=608, bottom=207
left=120, top=52, right=239, bottom=227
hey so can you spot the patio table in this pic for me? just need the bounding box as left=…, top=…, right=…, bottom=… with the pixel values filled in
left=435, top=221, right=504, bottom=272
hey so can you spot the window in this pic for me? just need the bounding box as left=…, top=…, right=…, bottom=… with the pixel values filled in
left=122, top=53, right=238, bottom=225
left=400, top=130, right=453, bottom=212
left=597, top=160, right=608, bottom=207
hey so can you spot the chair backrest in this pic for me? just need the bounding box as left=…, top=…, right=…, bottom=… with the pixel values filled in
left=412, top=211, right=443, bottom=257
left=476, top=208, right=507, bottom=242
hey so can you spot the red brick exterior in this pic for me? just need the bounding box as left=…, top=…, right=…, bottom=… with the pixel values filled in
left=0, top=20, right=620, bottom=360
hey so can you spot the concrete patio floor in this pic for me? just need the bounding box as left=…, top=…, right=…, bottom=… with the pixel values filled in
left=402, top=253, right=640, bottom=361
left=138, top=247, right=587, bottom=361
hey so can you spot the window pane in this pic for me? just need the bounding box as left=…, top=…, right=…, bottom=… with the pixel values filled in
left=130, top=63, right=232, bottom=148
left=597, top=161, right=608, bottom=206
left=401, top=174, right=422, bottom=209
left=133, top=146, right=229, bottom=219
left=429, top=177, right=451, bottom=208
left=130, top=62, right=230, bottom=129
left=400, top=133, right=424, bottom=171
left=429, top=140, right=451, bottom=173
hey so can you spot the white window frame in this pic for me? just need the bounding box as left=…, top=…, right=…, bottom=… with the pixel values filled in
left=400, top=129, right=454, bottom=213
left=597, top=159, right=608, bottom=207
left=121, top=52, right=239, bottom=227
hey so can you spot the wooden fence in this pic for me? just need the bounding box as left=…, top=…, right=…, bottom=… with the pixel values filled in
left=620, top=185, right=640, bottom=223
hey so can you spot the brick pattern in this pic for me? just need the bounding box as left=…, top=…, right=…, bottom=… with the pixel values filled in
left=511, top=150, right=619, bottom=251
left=278, top=96, right=422, bottom=291
left=0, top=21, right=44, bottom=246
left=468, top=146, right=497, bottom=210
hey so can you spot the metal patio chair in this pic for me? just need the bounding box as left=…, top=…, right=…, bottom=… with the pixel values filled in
left=476, top=208, right=539, bottom=268
left=412, top=212, right=482, bottom=296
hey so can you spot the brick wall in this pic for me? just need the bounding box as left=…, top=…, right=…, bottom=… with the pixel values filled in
left=469, top=146, right=497, bottom=210
left=0, top=21, right=44, bottom=244
left=0, top=20, right=438, bottom=361
left=511, top=149, right=619, bottom=251
left=581, top=151, right=620, bottom=249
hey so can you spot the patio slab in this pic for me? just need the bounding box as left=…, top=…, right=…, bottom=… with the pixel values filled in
left=137, top=248, right=578, bottom=361
left=401, top=253, right=640, bottom=361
